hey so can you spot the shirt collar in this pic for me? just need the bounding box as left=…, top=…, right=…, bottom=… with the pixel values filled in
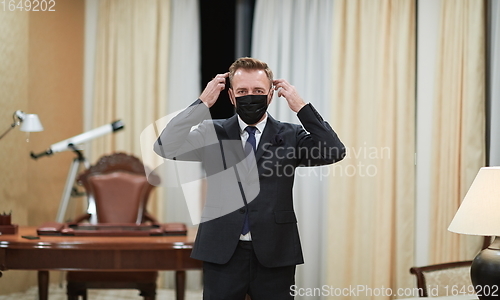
left=237, top=113, right=268, bottom=135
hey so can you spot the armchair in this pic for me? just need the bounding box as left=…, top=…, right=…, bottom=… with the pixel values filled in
left=66, top=152, right=160, bottom=300
left=409, top=237, right=492, bottom=297
left=409, top=260, right=473, bottom=297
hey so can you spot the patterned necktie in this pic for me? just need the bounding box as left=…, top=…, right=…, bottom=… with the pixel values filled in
left=241, top=126, right=257, bottom=235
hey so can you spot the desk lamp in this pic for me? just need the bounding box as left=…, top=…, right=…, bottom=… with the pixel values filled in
left=0, top=110, right=44, bottom=140
left=448, top=167, right=500, bottom=300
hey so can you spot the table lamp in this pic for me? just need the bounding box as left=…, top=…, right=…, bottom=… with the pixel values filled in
left=0, top=110, right=44, bottom=140
left=448, top=166, right=500, bottom=300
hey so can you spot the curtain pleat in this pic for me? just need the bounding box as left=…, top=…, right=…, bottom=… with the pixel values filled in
left=92, top=0, right=170, bottom=158
left=429, top=0, right=486, bottom=263
left=91, top=0, right=171, bottom=222
left=326, top=1, right=416, bottom=299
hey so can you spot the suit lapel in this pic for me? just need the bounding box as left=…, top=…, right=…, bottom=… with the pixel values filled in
left=221, top=116, right=246, bottom=168
left=255, top=114, right=281, bottom=163
left=223, top=115, right=241, bottom=141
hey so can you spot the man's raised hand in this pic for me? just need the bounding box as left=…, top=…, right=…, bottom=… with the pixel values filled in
left=200, top=72, right=229, bottom=108
left=273, top=79, right=306, bottom=113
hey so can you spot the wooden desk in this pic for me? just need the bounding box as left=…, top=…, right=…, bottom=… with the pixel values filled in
left=0, top=226, right=203, bottom=300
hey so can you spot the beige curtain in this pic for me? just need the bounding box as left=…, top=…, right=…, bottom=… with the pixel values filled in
left=429, top=0, right=486, bottom=263
left=91, top=0, right=170, bottom=220
left=326, top=1, right=416, bottom=299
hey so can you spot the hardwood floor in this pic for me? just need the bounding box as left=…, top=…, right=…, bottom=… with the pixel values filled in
left=0, top=283, right=203, bottom=300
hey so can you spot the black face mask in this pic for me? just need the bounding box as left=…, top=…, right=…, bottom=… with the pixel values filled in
left=235, top=94, right=269, bottom=125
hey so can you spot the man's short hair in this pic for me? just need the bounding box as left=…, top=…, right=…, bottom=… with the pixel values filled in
left=229, top=57, right=274, bottom=88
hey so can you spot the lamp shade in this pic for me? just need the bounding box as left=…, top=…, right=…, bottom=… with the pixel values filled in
left=19, top=114, right=44, bottom=132
left=448, top=167, right=500, bottom=236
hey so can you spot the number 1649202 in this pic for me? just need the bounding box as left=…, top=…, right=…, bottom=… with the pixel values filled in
left=2, top=0, right=56, bottom=12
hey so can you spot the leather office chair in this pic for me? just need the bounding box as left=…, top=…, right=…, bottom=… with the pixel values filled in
left=66, top=152, right=160, bottom=300
left=409, top=260, right=473, bottom=297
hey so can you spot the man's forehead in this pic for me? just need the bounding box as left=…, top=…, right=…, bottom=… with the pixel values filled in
left=232, top=69, right=270, bottom=88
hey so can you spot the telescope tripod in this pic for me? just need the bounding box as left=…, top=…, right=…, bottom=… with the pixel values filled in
left=55, top=146, right=96, bottom=223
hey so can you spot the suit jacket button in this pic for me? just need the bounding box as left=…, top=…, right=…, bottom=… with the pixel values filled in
left=239, top=208, right=246, bottom=214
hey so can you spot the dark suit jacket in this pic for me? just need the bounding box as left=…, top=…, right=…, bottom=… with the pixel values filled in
left=154, top=99, right=345, bottom=268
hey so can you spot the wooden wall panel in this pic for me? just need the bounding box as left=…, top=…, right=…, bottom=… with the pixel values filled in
left=0, top=8, right=33, bottom=296
left=0, top=0, right=84, bottom=294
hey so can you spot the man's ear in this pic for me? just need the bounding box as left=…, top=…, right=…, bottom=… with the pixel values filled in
left=228, top=88, right=236, bottom=106
left=267, top=89, right=274, bottom=105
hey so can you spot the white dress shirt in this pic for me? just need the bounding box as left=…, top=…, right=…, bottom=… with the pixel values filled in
left=237, top=113, right=268, bottom=241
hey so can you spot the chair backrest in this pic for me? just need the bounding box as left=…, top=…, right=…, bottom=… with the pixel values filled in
left=77, top=152, right=160, bottom=224
left=409, top=260, right=473, bottom=297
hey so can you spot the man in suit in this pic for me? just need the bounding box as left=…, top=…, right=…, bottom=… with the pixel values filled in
left=154, top=57, right=345, bottom=299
